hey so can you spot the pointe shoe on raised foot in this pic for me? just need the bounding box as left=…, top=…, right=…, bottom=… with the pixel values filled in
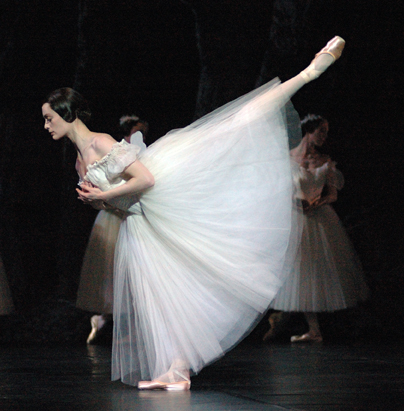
left=290, top=332, right=323, bottom=343
left=138, top=370, right=191, bottom=391
left=300, top=36, right=345, bottom=83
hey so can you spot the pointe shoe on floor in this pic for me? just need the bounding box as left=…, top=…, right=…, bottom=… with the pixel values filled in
left=86, top=315, right=106, bottom=344
left=138, top=370, right=191, bottom=391
left=290, top=332, right=323, bottom=343
left=137, top=380, right=190, bottom=391
left=300, top=36, right=345, bottom=83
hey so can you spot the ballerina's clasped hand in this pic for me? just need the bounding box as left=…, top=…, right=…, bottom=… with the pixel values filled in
left=77, top=184, right=106, bottom=205
left=76, top=159, right=154, bottom=208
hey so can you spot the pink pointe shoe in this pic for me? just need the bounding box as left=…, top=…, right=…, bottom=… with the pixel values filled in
left=138, top=370, right=191, bottom=391
left=300, top=36, right=346, bottom=83
left=290, top=332, right=323, bottom=343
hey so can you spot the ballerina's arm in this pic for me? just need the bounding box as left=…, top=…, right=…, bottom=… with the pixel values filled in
left=76, top=160, right=154, bottom=204
left=312, top=184, right=337, bottom=208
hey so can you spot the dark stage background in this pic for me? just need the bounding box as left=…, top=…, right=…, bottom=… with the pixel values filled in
left=0, top=0, right=403, bottom=344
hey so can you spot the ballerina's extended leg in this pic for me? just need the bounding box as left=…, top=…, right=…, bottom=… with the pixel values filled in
left=300, top=36, right=345, bottom=83
left=281, top=36, right=345, bottom=100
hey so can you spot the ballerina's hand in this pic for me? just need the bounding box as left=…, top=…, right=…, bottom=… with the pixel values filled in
left=80, top=180, right=95, bottom=188
left=76, top=185, right=104, bottom=204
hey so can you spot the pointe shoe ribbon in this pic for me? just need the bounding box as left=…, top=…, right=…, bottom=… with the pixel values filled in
left=300, top=36, right=345, bottom=83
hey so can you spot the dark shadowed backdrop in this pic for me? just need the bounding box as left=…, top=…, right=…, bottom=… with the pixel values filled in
left=0, top=0, right=403, bottom=343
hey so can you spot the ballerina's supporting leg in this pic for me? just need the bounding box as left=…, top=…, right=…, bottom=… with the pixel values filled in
left=138, top=359, right=191, bottom=391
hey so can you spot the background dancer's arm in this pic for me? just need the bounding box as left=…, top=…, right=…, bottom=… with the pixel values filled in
left=304, top=184, right=337, bottom=214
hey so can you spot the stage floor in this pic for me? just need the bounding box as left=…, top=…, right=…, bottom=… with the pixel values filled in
left=1, top=339, right=403, bottom=411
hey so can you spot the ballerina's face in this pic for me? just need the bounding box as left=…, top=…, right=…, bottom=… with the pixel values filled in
left=307, top=121, right=329, bottom=147
left=42, top=103, right=72, bottom=140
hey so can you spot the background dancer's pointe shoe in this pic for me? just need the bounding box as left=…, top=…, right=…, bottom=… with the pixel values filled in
left=87, top=315, right=105, bottom=344
left=300, top=36, right=345, bottom=83
left=291, top=332, right=323, bottom=343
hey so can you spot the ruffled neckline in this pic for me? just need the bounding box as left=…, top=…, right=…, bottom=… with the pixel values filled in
left=300, top=160, right=333, bottom=176
left=84, top=140, right=129, bottom=180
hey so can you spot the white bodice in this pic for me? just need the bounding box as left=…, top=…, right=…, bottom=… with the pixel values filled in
left=82, top=140, right=144, bottom=214
left=294, top=161, right=343, bottom=204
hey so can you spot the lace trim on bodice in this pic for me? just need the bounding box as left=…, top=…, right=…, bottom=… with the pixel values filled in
left=77, top=140, right=141, bottom=187
left=78, top=140, right=143, bottom=214
left=84, top=140, right=141, bottom=181
left=295, top=161, right=344, bottom=203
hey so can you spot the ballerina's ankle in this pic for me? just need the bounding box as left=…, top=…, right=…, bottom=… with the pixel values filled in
left=300, top=53, right=335, bottom=83
left=299, top=35, right=345, bottom=83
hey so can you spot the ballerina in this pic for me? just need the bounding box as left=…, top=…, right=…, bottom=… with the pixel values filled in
left=76, top=115, right=148, bottom=344
left=266, top=114, right=369, bottom=343
left=43, top=36, right=345, bottom=390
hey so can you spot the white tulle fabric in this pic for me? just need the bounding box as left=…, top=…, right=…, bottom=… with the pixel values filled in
left=0, top=255, right=13, bottom=315
left=84, top=78, right=302, bottom=385
left=76, top=209, right=122, bottom=314
left=271, top=162, right=369, bottom=312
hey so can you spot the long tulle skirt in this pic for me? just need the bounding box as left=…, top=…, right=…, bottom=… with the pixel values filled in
left=271, top=204, right=369, bottom=312
left=111, top=78, right=302, bottom=385
left=76, top=210, right=122, bottom=314
left=0, top=255, right=13, bottom=315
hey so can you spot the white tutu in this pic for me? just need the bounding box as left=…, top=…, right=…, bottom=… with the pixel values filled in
left=84, top=78, right=302, bottom=385
left=0, top=254, right=13, bottom=315
left=76, top=210, right=122, bottom=314
left=271, top=162, right=369, bottom=312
